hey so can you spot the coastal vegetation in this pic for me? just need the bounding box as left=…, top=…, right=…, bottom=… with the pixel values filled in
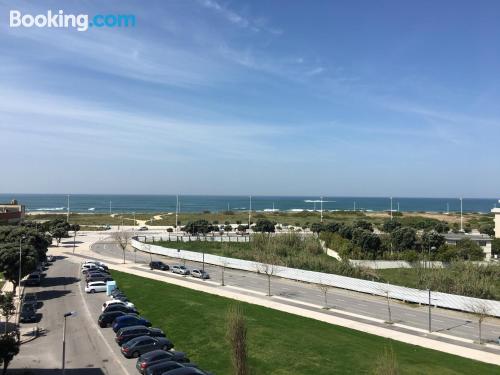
left=152, top=233, right=500, bottom=300
left=110, top=270, right=500, bottom=375
left=26, top=210, right=492, bottom=232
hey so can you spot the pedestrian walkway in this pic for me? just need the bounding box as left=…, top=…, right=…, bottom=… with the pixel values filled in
left=48, top=234, right=500, bottom=366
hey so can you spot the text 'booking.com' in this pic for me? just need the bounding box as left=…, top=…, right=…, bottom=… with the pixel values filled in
left=9, top=10, right=136, bottom=32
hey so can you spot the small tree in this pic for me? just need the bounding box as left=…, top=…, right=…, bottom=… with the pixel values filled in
left=0, top=293, right=15, bottom=334
left=71, top=224, right=80, bottom=254
left=317, top=279, right=330, bottom=309
left=373, top=346, right=399, bottom=375
left=113, top=231, right=133, bottom=264
left=253, top=219, right=275, bottom=233
left=0, top=333, right=20, bottom=375
left=469, top=302, right=491, bottom=344
left=226, top=304, right=249, bottom=375
left=220, top=258, right=228, bottom=286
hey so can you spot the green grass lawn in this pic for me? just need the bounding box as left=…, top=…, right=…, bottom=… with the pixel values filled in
left=110, top=271, right=499, bottom=375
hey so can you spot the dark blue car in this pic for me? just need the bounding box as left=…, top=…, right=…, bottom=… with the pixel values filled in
left=113, top=315, right=151, bottom=332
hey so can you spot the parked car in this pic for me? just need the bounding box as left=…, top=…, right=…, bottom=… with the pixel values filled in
left=145, top=362, right=198, bottom=375
left=112, top=294, right=131, bottom=303
left=171, top=265, right=189, bottom=275
left=86, top=271, right=111, bottom=280
left=138, top=226, right=149, bottom=231
left=87, top=275, right=114, bottom=284
left=121, top=336, right=173, bottom=358
left=98, top=311, right=137, bottom=328
left=190, top=269, right=209, bottom=279
left=24, top=273, right=41, bottom=286
left=85, top=281, right=108, bottom=293
left=115, top=325, right=166, bottom=345
left=136, top=350, right=190, bottom=374
left=162, top=368, right=212, bottom=375
left=22, top=293, right=38, bottom=309
left=103, top=304, right=139, bottom=315
left=82, top=260, right=107, bottom=268
left=113, top=315, right=151, bottom=332
left=102, top=300, right=135, bottom=312
left=110, top=289, right=127, bottom=298
left=149, top=261, right=169, bottom=271
left=20, top=303, right=37, bottom=323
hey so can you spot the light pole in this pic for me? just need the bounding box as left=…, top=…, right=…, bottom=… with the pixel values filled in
left=428, top=289, right=432, bottom=333
left=62, top=311, right=77, bottom=375
left=320, top=196, right=323, bottom=223
left=66, top=194, right=70, bottom=223
left=248, top=195, right=252, bottom=228
left=460, top=197, right=464, bottom=232
left=18, top=236, right=24, bottom=297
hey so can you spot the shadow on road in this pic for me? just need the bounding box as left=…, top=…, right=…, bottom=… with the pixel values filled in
left=8, top=368, right=106, bottom=375
left=61, top=240, right=84, bottom=245
left=41, top=277, right=80, bottom=288
left=36, top=290, right=72, bottom=301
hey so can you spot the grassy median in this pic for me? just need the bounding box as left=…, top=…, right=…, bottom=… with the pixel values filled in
left=110, top=270, right=499, bottom=374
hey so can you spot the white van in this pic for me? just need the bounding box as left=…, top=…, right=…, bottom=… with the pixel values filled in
left=85, top=281, right=107, bottom=293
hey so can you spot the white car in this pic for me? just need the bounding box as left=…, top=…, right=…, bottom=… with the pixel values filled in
left=82, top=260, right=107, bottom=268
left=101, top=299, right=135, bottom=312
left=85, top=281, right=107, bottom=293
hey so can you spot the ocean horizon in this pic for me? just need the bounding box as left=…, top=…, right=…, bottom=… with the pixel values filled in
left=1, top=194, right=498, bottom=214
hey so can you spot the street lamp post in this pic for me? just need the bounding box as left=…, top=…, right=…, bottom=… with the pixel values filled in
left=428, top=289, right=432, bottom=333
left=62, top=311, right=77, bottom=375
left=18, top=236, right=24, bottom=298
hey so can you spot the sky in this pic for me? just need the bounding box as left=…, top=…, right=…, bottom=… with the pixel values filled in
left=1, top=0, right=499, bottom=197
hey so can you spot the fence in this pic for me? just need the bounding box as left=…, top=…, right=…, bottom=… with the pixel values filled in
left=136, top=234, right=250, bottom=243
left=131, top=238, right=500, bottom=317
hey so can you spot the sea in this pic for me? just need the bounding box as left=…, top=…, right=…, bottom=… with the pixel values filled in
left=0, top=194, right=498, bottom=214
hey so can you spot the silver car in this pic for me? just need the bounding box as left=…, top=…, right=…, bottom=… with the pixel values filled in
left=191, top=269, right=209, bottom=279
left=172, top=265, right=190, bottom=275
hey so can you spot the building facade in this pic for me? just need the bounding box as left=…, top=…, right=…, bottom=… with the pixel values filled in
left=443, top=233, right=493, bottom=261
left=0, top=200, right=25, bottom=224
left=492, top=208, right=500, bottom=239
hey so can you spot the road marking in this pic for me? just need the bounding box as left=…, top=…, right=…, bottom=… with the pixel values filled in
left=77, top=274, right=131, bottom=375
left=463, top=325, right=473, bottom=329
left=405, top=313, right=417, bottom=317
left=433, top=319, right=444, bottom=323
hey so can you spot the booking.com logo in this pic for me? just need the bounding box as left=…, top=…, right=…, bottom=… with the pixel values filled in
left=9, top=10, right=136, bottom=32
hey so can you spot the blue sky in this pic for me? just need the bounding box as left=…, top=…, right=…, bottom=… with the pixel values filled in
left=1, top=0, right=499, bottom=197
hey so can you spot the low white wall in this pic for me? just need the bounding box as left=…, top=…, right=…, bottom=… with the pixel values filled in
left=349, top=260, right=446, bottom=269
left=132, top=238, right=500, bottom=317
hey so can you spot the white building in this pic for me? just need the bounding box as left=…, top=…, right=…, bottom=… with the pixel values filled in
left=492, top=207, right=500, bottom=239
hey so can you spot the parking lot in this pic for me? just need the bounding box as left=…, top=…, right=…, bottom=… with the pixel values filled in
left=10, top=256, right=137, bottom=374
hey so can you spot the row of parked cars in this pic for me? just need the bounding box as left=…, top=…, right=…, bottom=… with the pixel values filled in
left=149, top=262, right=210, bottom=280
left=19, top=255, right=56, bottom=322
left=82, top=260, right=213, bottom=375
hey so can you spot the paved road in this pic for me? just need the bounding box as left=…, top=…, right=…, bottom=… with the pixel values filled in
left=9, top=255, right=136, bottom=375
left=91, top=240, right=500, bottom=345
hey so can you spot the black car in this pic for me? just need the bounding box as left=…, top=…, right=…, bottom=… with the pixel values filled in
left=86, top=271, right=111, bottom=281
left=111, top=289, right=126, bottom=298
left=115, top=325, right=166, bottom=345
left=98, top=311, right=137, bottom=328
left=150, top=261, right=169, bottom=271
left=24, top=273, right=41, bottom=286
left=146, top=362, right=198, bottom=375
left=136, top=350, right=190, bottom=374
left=20, top=303, right=37, bottom=323
left=121, top=336, right=173, bottom=358
left=103, top=304, right=139, bottom=315
left=22, top=293, right=38, bottom=309
left=162, top=368, right=212, bottom=375
left=87, top=275, right=114, bottom=284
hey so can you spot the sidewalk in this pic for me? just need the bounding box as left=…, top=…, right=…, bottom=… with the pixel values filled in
left=51, top=234, right=500, bottom=366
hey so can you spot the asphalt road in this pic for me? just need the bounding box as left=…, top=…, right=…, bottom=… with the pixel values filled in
left=91, top=240, right=500, bottom=345
left=9, top=255, right=137, bottom=375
